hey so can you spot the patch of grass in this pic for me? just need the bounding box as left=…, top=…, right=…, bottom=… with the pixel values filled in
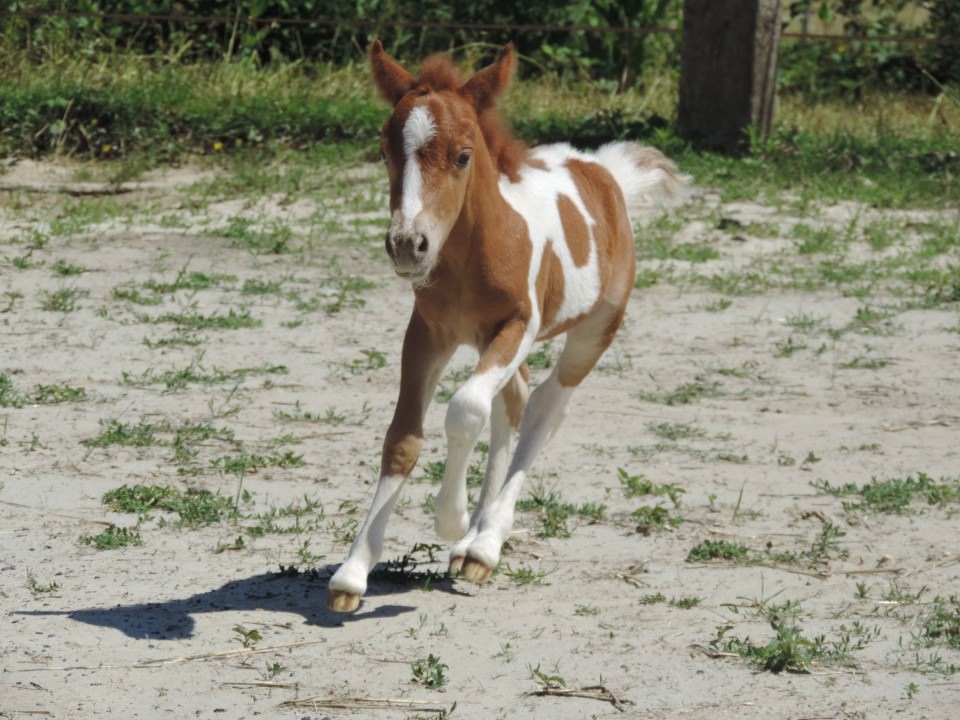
left=846, top=304, right=901, bottom=336
left=773, top=336, right=807, bottom=358
left=784, top=311, right=827, bottom=334
left=369, top=542, right=445, bottom=587
left=411, top=654, right=449, bottom=690
left=638, top=592, right=702, bottom=609
left=635, top=216, right=718, bottom=263
left=687, top=539, right=751, bottom=563
left=80, top=525, right=143, bottom=550
left=142, top=332, right=205, bottom=349
left=792, top=223, right=842, bottom=255
left=347, top=348, right=387, bottom=374
left=212, top=450, right=305, bottom=476
left=638, top=379, right=724, bottom=406
left=102, top=483, right=239, bottom=527
left=272, top=400, right=372, bottom=426
left=83, top=418, right=162, bottom=448
left=0, top=374, right=86, bottom=408
left=140, top=307, right=261, bottom=330
left=218, top=217, right=295, bottom=255
left=916, top=595, right=960, bottom=650
left=646, top=421, right=706, bottom=442
left=708, top=618, right=872, bottom=674
left=51, top=259, right=86, bottom=276
left=618, top=468, right=685, bottom=505
left=26, top=570, right=60, bottom=597
left=515, top=483, right=603, bottom=539
left=812, top=472, right=960, bottom=514
left=631, top=505, right=683, bottom=534
left=435, top=366, right=473, bottom=404
left=144, top=268, right=238, bottom=295
left=121, top=359, right=287, bottom=391
left=502, top=563, right=551, bottom=586
left=838, top=355, right=891, bottom=370
left=526, top=341, right=554, bottom=370
left=40, top=287, right=89, bottom=312
left=294, top=273, right=377, bottom=316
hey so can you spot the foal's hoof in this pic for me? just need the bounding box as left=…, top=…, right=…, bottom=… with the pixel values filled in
left=328, top=589, right=361, bottom=613
left=460, top=556, right=493, bottom=584
left=448, top=555, right=465, bottom=575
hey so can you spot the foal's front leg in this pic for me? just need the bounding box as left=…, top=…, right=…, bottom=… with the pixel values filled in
left=434, top=321, right=533, bottom=543
left=328, top=312, right=449, bottom=613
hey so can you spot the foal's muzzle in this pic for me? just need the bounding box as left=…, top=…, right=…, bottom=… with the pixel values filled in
left=385, top=231, right=431, bottom=279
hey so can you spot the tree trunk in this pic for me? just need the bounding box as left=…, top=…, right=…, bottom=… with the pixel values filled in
left=678, top=0, right=782, bottom=152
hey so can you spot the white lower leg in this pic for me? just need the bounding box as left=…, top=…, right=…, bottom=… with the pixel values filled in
left=435, top=375, right=496, bottom=540
left=450, top=394, right=513, bottom=562
left=467, top=376, right=574, bottom=568
left=329, top=474, right=405, bottom=597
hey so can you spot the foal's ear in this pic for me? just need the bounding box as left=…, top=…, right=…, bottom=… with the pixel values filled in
left=369, top=39, right=416, bottom=105
left=459, top=43, right=516, bottom=112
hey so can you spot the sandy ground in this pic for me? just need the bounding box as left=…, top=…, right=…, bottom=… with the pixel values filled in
left=1, top=157, right=959, bottom=720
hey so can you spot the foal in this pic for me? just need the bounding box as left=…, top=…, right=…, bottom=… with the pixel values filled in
left=328, top=41, right=683, bottom=612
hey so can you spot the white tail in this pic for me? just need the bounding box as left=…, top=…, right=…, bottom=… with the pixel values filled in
left=594, top=141, right=689, bottom=208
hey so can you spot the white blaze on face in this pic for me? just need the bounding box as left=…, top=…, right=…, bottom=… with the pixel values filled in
left=399, top=105, right=437, bottom=232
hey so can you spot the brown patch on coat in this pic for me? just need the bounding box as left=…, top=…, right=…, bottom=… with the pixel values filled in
left=534, top=241, right=566, bottom=334
left=556, top=193, right=591, bottom=268
left=500, top=370, right=529, bottom=430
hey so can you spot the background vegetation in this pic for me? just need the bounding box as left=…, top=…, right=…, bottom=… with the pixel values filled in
left=0, top=0, right=958, bottom=192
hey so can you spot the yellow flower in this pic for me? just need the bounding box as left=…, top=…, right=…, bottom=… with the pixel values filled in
left=101, top=143, right=112, bottom=154
left=213, top=141, right=224, bottom=152
left=90, top=118, right=98, bottom=126
left=837, top=43, right=847, bottom=54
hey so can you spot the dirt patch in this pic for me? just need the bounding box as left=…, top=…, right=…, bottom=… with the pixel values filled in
left=2, top=158, right=958, bottom=719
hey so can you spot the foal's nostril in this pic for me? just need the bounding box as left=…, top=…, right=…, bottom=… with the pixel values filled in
left=416, top=235, right=429, bottom=255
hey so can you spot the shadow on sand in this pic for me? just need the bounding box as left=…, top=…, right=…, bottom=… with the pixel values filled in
left=17, top=563, right=469, bottom=640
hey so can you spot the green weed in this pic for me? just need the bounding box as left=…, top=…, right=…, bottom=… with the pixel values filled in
left=83, top=419, right=162, bottom=448
left=639, top=379, right=724, bottom=406
left=40, top=287, right=89, bottom=312
left=219, top=217, right=295, bottom=255
left=26, top=570, right=60, bottom=597
left=369, top=542, right=445, bottom=587
left=631, top=505, right=683, bottom=534
left=503, top=564, right=551, bottom=586
left=515, top=483, right=602, bottom=539
left=52, top=259, right=86, bottom=276
left=102, top=483, right=238, bottom=527
left=411, top=654, right=448, bottom=689
left=213, top=450, right=305, bottom=476
left=0, top=374, right=86, bottom=408
left=121, top=359, right=286, bottom=391
left=80, top=525, right=143, bottom=550
left=709, top=619, right=870, bottom=674
left=617, top=468, right=685, bottom=506
left=812, top=472, right=960, bottom=514
left=687, top=539, right=751, bottom=563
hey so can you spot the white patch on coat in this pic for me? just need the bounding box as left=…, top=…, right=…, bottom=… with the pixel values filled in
left=399, top=105, right=437, bottom=232
left=497, top=144, right=602, bottom=337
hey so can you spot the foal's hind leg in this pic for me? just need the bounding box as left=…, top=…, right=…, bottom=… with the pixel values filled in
left=460, top=304, right=627, bottom=584
left=449, top=369, right=527, bottom=574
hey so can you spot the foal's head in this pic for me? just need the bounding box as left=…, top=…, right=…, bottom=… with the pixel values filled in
left=369, top=40, right=516, bottom=285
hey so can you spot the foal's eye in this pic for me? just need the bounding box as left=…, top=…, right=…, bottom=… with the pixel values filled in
left=455, top=151, right=472, bottom=169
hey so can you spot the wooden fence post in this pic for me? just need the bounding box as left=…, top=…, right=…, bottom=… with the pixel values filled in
left=678, top=0, right=782, bottom=152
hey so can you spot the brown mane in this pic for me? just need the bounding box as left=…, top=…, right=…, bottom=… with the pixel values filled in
left=416, top=53, right=528, bottom=182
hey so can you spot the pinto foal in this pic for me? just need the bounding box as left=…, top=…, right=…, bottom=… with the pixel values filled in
left=328, top=41, right=683, bottom=612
